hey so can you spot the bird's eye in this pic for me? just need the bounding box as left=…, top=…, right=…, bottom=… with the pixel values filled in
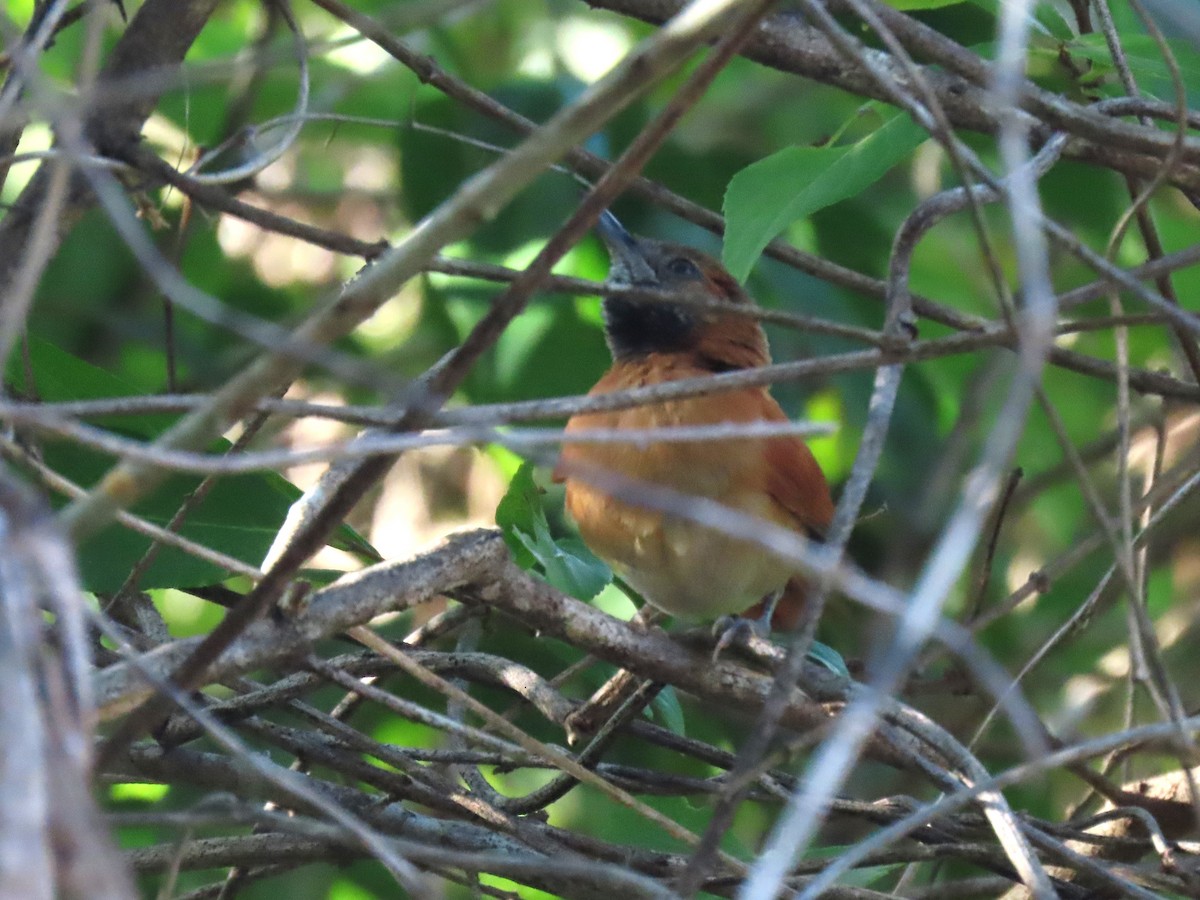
left=665, top=257, right=702, bottom=279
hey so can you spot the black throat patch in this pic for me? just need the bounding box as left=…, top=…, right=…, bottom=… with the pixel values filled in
left=602, top=297, right=697, bottom=359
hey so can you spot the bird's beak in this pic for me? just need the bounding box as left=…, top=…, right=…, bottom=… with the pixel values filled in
left=595, top=210, right=656, bottom=285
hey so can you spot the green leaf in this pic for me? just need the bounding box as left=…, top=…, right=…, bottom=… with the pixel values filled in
left=648, top=686, right=686, bottom=735
left=722, top=109, right=926, bottom=282
left=512, top=528, right=611, bottom=601
left=807, top=640, right=851, bottom=679
left=495, top=461, right=542, bottom=568
left=8, top=337, right=172, bottom=435
left=1065, top=33, right=1200, bottom=101
left=496, top=463, right=611, bottom=600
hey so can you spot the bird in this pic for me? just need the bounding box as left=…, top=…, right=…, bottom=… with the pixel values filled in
left=553, top=211, right=834, bottom=634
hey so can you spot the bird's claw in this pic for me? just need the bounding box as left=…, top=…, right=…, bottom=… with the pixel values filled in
left=710, top=615, right=769, bottom=662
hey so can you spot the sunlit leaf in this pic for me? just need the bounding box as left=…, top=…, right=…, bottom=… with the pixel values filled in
left=496, top=462, right=611, bottom=600
left=723, top=109, right=925, bottom=282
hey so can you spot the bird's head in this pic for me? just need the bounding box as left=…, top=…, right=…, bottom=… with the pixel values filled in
left=595, top=211, right=769, bottom=371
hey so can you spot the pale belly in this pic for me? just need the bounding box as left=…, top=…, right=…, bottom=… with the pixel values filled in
left=575, top=489, right=796, bottom=620
left=560, top=386, right=807, bottom=620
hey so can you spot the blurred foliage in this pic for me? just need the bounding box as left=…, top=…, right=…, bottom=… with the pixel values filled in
left=6, top=0, right=1200, bottom=895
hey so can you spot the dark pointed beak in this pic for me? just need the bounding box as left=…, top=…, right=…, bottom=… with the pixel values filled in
left=596, top=209, right=634, bottom=248
left=595, top=210, right=655, bottom=285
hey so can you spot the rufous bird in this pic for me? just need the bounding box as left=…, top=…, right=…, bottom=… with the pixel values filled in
left=554, top=212, right=834, bottom=633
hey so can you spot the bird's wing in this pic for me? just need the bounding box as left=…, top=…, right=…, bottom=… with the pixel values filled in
left=755, top=392, right=835, bottom=540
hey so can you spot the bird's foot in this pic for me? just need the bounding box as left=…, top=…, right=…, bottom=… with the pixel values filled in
left=711, top=589, right=782, bottom=661
left=710, top=614, right=771, bottom=662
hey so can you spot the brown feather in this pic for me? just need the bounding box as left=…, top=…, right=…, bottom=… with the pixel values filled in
left=556, top=335, right=833, bottom=621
